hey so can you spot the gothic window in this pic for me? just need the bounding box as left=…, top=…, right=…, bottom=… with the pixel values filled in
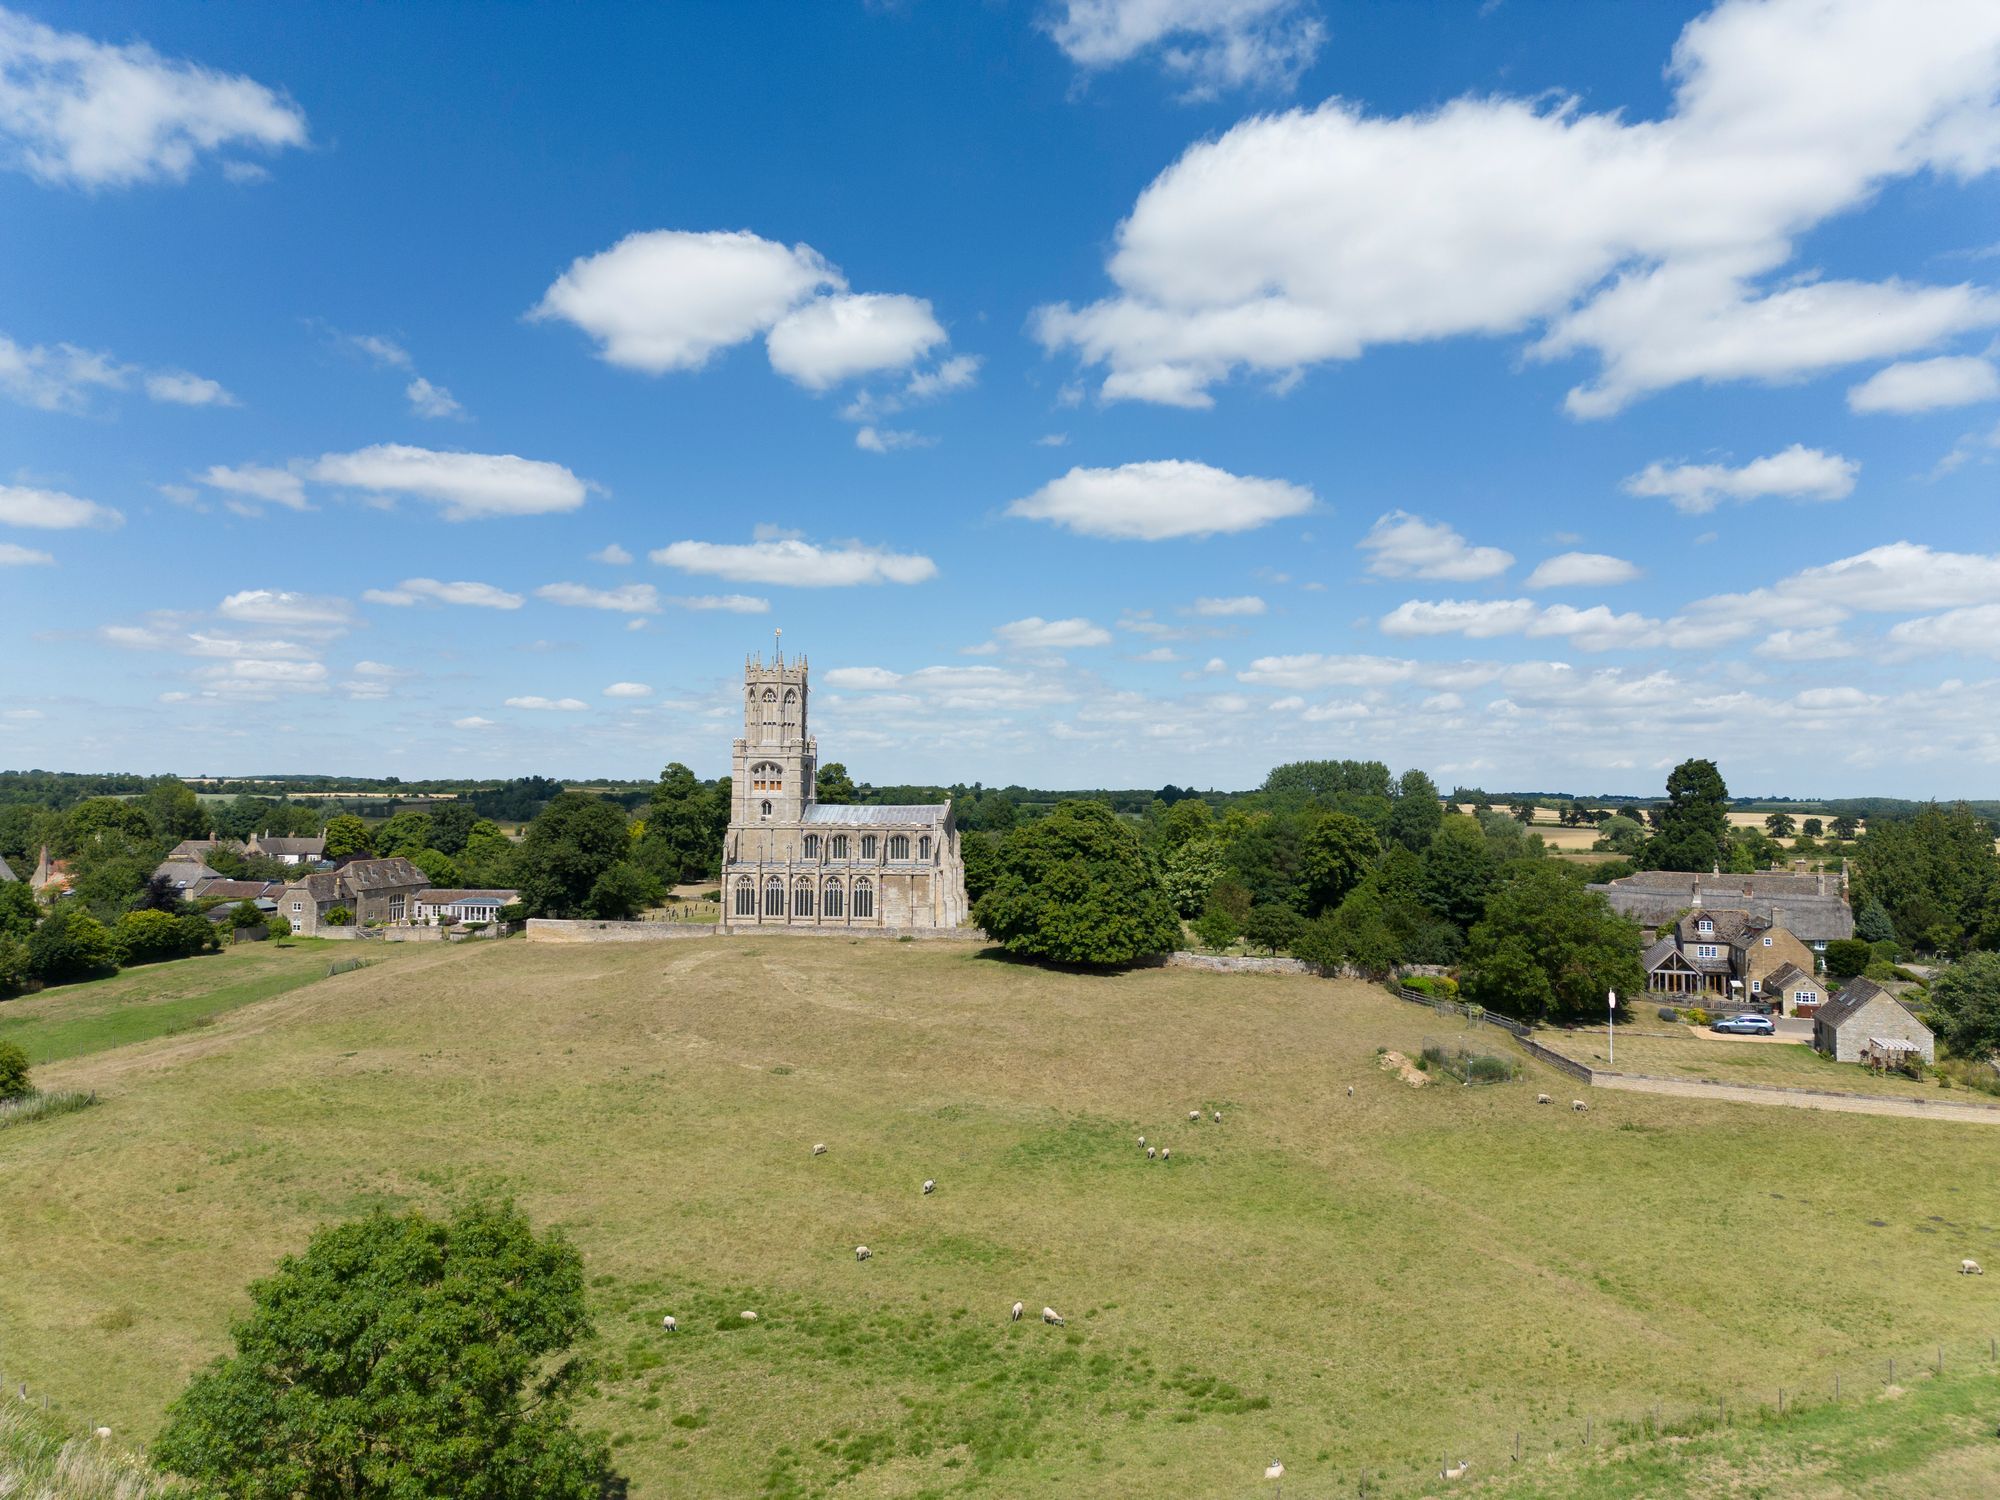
left=853, top=877, right=874, bottom=919
left=831, top=834, right=849, bottom=859
left=764, top=876, right=784, bottom=916
left=803, top=834, right=821, bottom=859
left=750, top=761, right=782, bottom=793
left=888, top=834, right=910, bottom=861
left=734, top=880, right=755, bottom=917
left=918, top=835, right=931, bottom=860
left=761, top=801, right=772, bottom=819
left=823, top=880, right=844, bottom=918
left=793, top=878, right=814, bottom=917
left=861, top=834, right=877, bottom=860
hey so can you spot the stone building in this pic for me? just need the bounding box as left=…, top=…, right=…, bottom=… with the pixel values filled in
left=1589, top=867, right=1853, bottom=952
left=280, top=856, right=428, bottom=934
left=1812, top=976, right=1934, bottom=1065
left=721, top=648, right=967, bottom=931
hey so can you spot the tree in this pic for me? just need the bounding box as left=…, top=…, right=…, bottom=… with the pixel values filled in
left=1386, top=769, right=1444, bottom=852
left=115, top=909, right=214, bottom=964
left=636, top=763, right=728, bottom=885
left=26, top=904, right=118, bottom=983
left=411, top=848, right=463, bottom=886
left=1298, top=812, right=1379, bottom=916
left=1824, top=938, right=1872, bottom=979
left=1928, top=953, right=2000, bottom=1062
left=459, top=819, right=519, bottom=888
left=1459, top=862, right=1644, bottom=1024
left=972, top=801, right=1180, bottom=967
left=1243, top=902, right=1304, bottom=956
left=516, top=794, right=631, bottom=919
left=1802, top=818, right=1824, bottom=838
left=1417, top=814, right=1498, bottom=929
left=0, top=935, right=28, bottom=997
left=154, top=1202, right=614, bottom=1500
left=1193, top=907, right=1238, bottom=951
left=815, top=762, right=858, bottom=803
left=1642, top=759, right=1730, bottom=872
left=0, top=1040, right=29, bottom=1100
left=584, top=861, right=663, bottom=921
left=1855, top=899, right=1898, bottom=945
left=1831, top=814, right=1861, bottom=840
left=0, top=879, right=38, bottom=939
left=1160, top=833, right=1225, bottom=918
left=373, top=811, right=437, bottom=859
left=1764, top=812, right=1797, bottom=838
left=429, top=801, right=479, bottom=855
left=1855, top=803, right=2000, bottom=955
left=1510, top=802, right=1537, bottom=824
left=142, top=779, right=210, bottom=842
left=230, top=900, right=267, bottom=931
left=960, top=828, right=1001, bottom=904
left=323, top=814, right=375, bottom=859
left=324, top=905, right=354, bottom=927
left=1592, top=814, right=1647, bottom=856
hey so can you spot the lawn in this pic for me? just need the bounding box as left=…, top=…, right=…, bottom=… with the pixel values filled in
left=1539, top=1026, right=1979, bottom=1103
left=3, top=938, right=1998, bottom=1497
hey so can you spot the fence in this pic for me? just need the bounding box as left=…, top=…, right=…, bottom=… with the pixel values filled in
left=326, top=957, right=371, bottom=977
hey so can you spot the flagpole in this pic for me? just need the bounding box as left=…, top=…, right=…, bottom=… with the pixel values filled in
left=1608, top=988, right=1617, bottom=1066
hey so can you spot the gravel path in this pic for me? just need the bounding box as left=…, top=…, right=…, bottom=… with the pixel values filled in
left=1594, top=1071, right=2000, bottom=1123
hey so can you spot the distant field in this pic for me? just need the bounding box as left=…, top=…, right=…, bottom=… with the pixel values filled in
left=1539, top=1026, right=1971, bottom=1102
left=4, top=942, right=1998, bottom=1497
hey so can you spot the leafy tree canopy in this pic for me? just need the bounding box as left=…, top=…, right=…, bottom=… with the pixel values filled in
left=1854, top=803, right=2000, bottom=955
left=972, top=800, right=1180, bottom=967
left=27, top=904, right=118, bottom=983
left=1460, top=862, right=1644, bottom=1024
left=1298, top=812, right=1379, bottom=917
left=322, top=814, right=375, bottom=860
left=0, top=1039, right=29, bottom=1099
left=1641, top=758, right=1730, bottom=873
left=1386, top=768, right=1444, bottom=852
left=516, top=794, right=631, bottom=919
left=815, top=762, right=858, bottom=803
left=1928, top=952, right=2000, bottom=1062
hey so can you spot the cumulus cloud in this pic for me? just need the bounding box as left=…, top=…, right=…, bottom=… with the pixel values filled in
left=603, top=681, right=653, bottom=698
left=996, top=616, right=1114, bottom=650
left=767, top=293, right=945, bottom=389
left=198, top=463, right=308, bottom=511
left=143, top=370, right=235, bottom=406
left=1847, top=355, right=2000, bottom=413
left=1525, top=551, right=1641, bottom=589
left=651, top=536, right=936, bottom=586
left=1190, top=595, right=1266, bottom=616
left=362, top=577, right=523, bottom=609
left=504, top=695, right=588, bottom=711
left=589, top=543, right=632, bottom=565
left=1047, top=0, right=1324, bottom=96
left=1360, top=512, right=1513, bottom=581
left=0, top=541, right=52, bottom=565
left=672, top=593, right=771, bottom=613
left=854, top=425, right=934, bottom=453
left=0, top=8, right=307, bottom=188
left=452, top=715, right=496, bottom=729
left=216, top=589, right=352, bottom=631
left=405, top=376, right=463, bottom=419
left=1006, top=459, right=1313, bottom=541
left=904, top=354, right=981, bottom=399
left=1887, top=603, right=2000, bottom=657
left=309, top=444, right=594, bottom=520
left=1379, top=597, right=1676, bottom=652
left=534, top=581, right=662, bottom=614
left=0, top=483, right=122, bottom=530
left=0, top=331, right=230, bottom=413
left=1623, top=444, right=1858, bottom=514
left=1035, top=0, right=2000, bottom=410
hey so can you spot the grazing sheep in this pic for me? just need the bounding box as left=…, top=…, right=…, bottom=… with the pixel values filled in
left=1211, top=1110, right=1221, bottom=1124
left=1042, top=1307, right=1064, bottom=1326
left=1011, top=1301, right=1024, bottom=1321
left=856, top=1246, right=872, bottom=1262
left=1572, top=1099, right=1588, bottom=1112
left=661, top=1315, right=678, bottom=1333
left=1160, top=1147, right=1171, bottom=1162
left=1137, top=1135, right=1145, bottom=1147
left=1265, top=1460, right=1285, bottom=1480
left=1442, top=1459, right=1469, bottom=1481
left=923, top=1179, right=935, bottom=1195
left=1188, top=1110, right=1200, bottom=1122
left=1146, top=1146, right=1156, bottom=1159
left=812, top=1143, right=826, bottom=1156
left=1963, top=1258, right=1985, bottom=1275
left=740, top=1310, right=758, bottom=1322
left=1346, top=1086, right=1353, bottom=1097
left=94, top=1427, right=111, bottom=1441
left=1537, top=1093, right=1551, bottom=1105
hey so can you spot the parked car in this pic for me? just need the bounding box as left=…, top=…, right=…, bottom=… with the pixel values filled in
left=1711, top=1013, right=1776, bottom=1036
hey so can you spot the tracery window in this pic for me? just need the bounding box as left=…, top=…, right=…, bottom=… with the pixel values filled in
left=918, top=835, right=931, bottom=860
left=823, top=880, right=844, bottom=918
left=888, top=834, right=910, bottom=860
left=861, top=835, right=877, bottom=860
left=764, top=876, right=784, bottom=916
left=853, top=877, right=874, bottom=919
left=734, top=880, right=755, bottom=917
left=830, top=834, right=849, bottom=859
left=761, top=801, right=772, bottom=819
left=793, top=878, right=814, bottom=917
left=803, top=834, right=821, bottom=859
left=750, top=761, right=783, bottom=793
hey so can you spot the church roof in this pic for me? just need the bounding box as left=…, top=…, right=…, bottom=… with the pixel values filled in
left=803, top=803, right=948, bottom=825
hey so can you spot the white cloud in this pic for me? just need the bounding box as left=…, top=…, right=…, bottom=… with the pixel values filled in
left=0, top=333, right=125, bottom=410
left=1035, top=0, right=2000, bottom=410
left=589, top=543, right=632, bottom=565
left=1190, top=594, right=1266, bottom=616
left=535, top=581, right=662, bottom=614
left=651, top=536, right=936, bottom=586
left=1758, top=626, right=1855, bottom=660
left=671, top=593, right=771, bottom=613
left=1380, top=598, right=1539, bottom=639
left=1886, top=603, right=2000, bottom=658
left=823, top=666, right=906, bottom=690
left=531, top=228, right=840, bottom=373
left=1380, top=598, right=1678, bottom=653
left=1360, top=512, right=1513, bottom=580
left=0, top=541, right=52, bottom=565
left=452, top=715, right=496, bottom=730
left=504, top=695, right=588, bottom=711
left=343, top=334, right=411, bottom=369
left=198, top=463, right=308, bottom=511
left=767, top=293, right=945, bottom=390
left=309, top=445, right=594, bottom=520
left=143, top=370, right=235, bottom=406
left=604, top=681, right=653, bottom=698
left=1006, top=460, right=1313, bottom=541
left=1847, top=355, right=2000, bottom=413
left=1047, top=0, right=1324, bottom=96
left=996, top=616, right=1114, bottom=649
left=1132, top=646, right=1180, bottom=662
left=0, top=8, right=307, bottom=188
left=192, top=658, right=329, bottom=694
left=1035, top=432, right=1069, bottom=447
left=363, top=577, right=523, bottom=609
left=854, top=425, right=934, bottom=453
left=1525, top=551, right=1640, bottom=589
left=0, top=483, right=121, bottom=529
left=904, top=354, right=981, bottom=399
left=1237, top=652, right=1421, bottom=689
left=350, top=660, right=408, bottom=678
left=405, top=376, right=463, bottom=419
left=216, top=589, right=352, bottom=631
left=1623, top=444, right=1858, bottom=514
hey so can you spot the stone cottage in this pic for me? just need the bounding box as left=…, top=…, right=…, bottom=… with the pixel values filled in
left=1812, top=977, right=1934, bottom=1065
left=280, top=856, right=428, bottom=934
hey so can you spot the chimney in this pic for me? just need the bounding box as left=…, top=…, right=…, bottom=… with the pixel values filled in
left=1817, top=871, right=1827, bottom=897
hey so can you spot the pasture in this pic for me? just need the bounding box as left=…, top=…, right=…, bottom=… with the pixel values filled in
left=4, top=939, right=1998, bottom=1496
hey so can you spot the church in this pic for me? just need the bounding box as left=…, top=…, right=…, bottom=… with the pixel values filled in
left=721, top=646, right=969, bottom=931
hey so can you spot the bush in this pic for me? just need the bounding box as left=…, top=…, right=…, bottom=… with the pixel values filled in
left=0, top=933, right=27, bottom=997
left=265, top=914, right=294, bottom=942
left=1825, top=938, right=1872, bottom=979
left=1193, top=907, right=1239, bottom=951
left=26, top=905, right=118, bottom=984
left=1657, top=1005, right=1679, bottom=1023
left=115, top=909, right=216, bottom=965
left=1401, top=974, right=1460, bottom=1000
left=1465, top=1054, right=1516, bottom=1083
left=0, top=1089, right=97, bottom=1129
left=1686, top=1006, right=1711, bottom=1026
left=0, top=1040, right=30, bottom=1100
left=1242, top=902, right=1304, bottom=956
left=323, top=905, right=354, bottom=927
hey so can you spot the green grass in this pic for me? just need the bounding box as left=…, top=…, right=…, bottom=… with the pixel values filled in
left=0, top=1402, right=186, bottom=1497
left=1, top=939, right=1997, bottom=1497
left=0, top=938, right=364, bottom=1065
left=1542, top=1027, right=1972, bottom=1101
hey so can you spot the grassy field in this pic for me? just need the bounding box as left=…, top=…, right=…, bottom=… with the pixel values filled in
left=1539, top=1027, right=1979, bottom=1103
left=3, top=939, right=1999, bottom=1497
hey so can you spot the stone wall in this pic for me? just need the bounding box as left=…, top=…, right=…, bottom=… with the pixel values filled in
left=526, top=919, right=983, bottom=945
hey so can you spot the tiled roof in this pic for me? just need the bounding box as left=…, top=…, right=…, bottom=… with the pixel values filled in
left=257, top=835, right=327, bottom=855
left=1641, top=936, right=1685, bottom=971
left=1814, top=977, right=1902, bottom=1030
left=1763, top=962, right=1815, bottom=992
left=155, top=859, right=221, bottom=887
left=193, top=878, right=282, bottom=902
left=802, top=803, right=949, bottom=825
left=334, top=857, right=427, bottom=892
left=416, top=888, right=519, bottom=905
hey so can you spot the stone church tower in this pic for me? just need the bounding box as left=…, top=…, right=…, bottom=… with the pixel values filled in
left=721, top=645, right=968, bottom=931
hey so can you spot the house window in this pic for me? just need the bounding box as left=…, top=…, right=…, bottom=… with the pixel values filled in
left=1698, top=919, right=1713, bottom=934
left=1763, top=936, right=1772, bottom=947
left=389, top=898, right=405, bottom=921
left=734, top=880, right=755, bottom=916
left=761, top=801, right=772, bottom=819
left=1750, top=980, right=1761, bottom=993
left=1795, top=990, right=1811, bottom=1005
left=763, top=876, right=784, bottom=916
left=290, top=919, right=302, bottom=933
left=831, top=835, right=849, bottom=859
left=823, top=880, right=844, bottom=918
left=1697, top=945, right=1717, bottom=958
left=888, top=834, right=910, bottom=860
left=291, top=900, right=301, bottom=912
left=793, top=878, right=814, bottom=917
left=861, top=835, right=877, bottom=860
left=804, top=834, right=821, bottom=859
left=853, top=877, right=873, bottom=919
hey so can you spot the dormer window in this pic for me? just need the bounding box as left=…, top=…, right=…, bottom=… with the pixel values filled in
left=1698, top=919, right=1713, bottom=934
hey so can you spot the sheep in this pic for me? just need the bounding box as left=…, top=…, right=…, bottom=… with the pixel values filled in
left=856, top=1246, right=872, bottom=1261
left=1537, top=1093, right=1551, bottom=1105
left=1346, top=1085, right=1353, bottom=1097
left=740, top=1310, right=758, bottom=1322
left=1188, top=1110, right=1200, bottom=1123
left=661, top=1315, right=678, bottom=1333
left=1042, top=1307, right=1064, bottom=1326
left=1011, top=1301, right=1024, bottom=1321
left=1265, top=1460, right=1285, bottom=1480
left=922, top=1179, right=936, bottom=1195
left=811, top=1143, right=826, bottom=1156
left=1442, top=1459, right=1470, bottom=1481
left=93, top=1427, right=111, bottom=1441
left=1137, top=1135, right=1146, bottom=1147
left=1963, top=1258, right=1985, bottom=1275
left=1146, top=1146, right=1156, bottom=1159
left=1160, top=1147, right=1171, bottom=1162
left=1572, top=1099, right=1588, bottom=1112
left=1211, top=1110, right=1221, bottom=1124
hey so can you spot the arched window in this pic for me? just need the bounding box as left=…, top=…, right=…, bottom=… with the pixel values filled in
left=861, top=834, right=877, bottom=860
left=734, top=880, right=755, bottom=917
left=761, top=800, right=772, bottom=819
left=763, top=876, right=784, bottom=916
left=853, top=877, right=874, bottom=919
left=750, top=761, right=782, bottom=793
left=830, top=834, right=849, bottom=859
left=803, top=834, right=821, bottom=859
left=823, top=880, right=844, bottom=918
left=888, top=834, right=910, bottom=860
left=918, top=835, right=931, bottom=860
left=793, top=878, right=814, bottom=917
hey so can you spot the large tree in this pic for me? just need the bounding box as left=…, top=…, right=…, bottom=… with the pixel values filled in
left=26, top=904, right=118, bottom=983
left=1418, top=813, right=1499, bottom=929
left=973, top=800, right=1180, bottom=966
left=1297, top=812, right=1379, bottom=916
left=636, top=762, right=728, bottom=884
left=154, top=1202, right=613, bottom=1500
left=323, top=814, right=375, bottom=860
left=516, top=794, right=633, bottom=919
left=1855, top=803, right=2000, bottom=955
left=1386, top=768, right=1445, bottom=852
left=1927, top=952, right=2000, bottom=1062
left=815, top=762, right=858, bottom=803
left=1460, top=862, right=1644, bottom=1024
left=1641, top=758, right=1731, bottom=872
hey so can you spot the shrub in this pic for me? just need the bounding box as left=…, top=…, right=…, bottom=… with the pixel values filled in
left=0, top=933, right=27, bottom=997
left=0, top=1089, right=97, bottom=1129
left=265, top=915, right=294, bottom=943
left=26, top=905, right=118, bottom=984
left=1686, top=1006, right=1711, bottom=1026
left=1466, top=1054, right=1516, bottom=1083
left=1657, top=1005, right=1679, bottom=1023
left=324, top=905, right=354, bottom=927
left=0, top=1040, right=29, bottom=1100
left=1824, top=938, right=1872, bottom=979
left=1193, top=907, right=1239, bottom=951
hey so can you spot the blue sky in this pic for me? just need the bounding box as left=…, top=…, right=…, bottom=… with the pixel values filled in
left=3, top=0, right=1998, bottom=796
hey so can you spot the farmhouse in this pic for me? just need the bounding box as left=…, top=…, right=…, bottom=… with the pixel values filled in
left=1812, top=976, right=1935, bottom=1065
left=1761, top=962, right=1825, bottom=1016
left=248, top=832, right=327, bottom=866
left=1639, top=908, right=1822, bottom=1012
left=279, top=856, right=428, bottom=934
left=153, top=856, right=222, bottom=893
left=165, top=837, right=243, bottom=864
left=29, top=846, right=71, bottom=895
left=1590, top=867, right=1853, bottom=952
left=721, top=647, right=968, bottom=931
left=414, top=888, right=519, bottom=925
